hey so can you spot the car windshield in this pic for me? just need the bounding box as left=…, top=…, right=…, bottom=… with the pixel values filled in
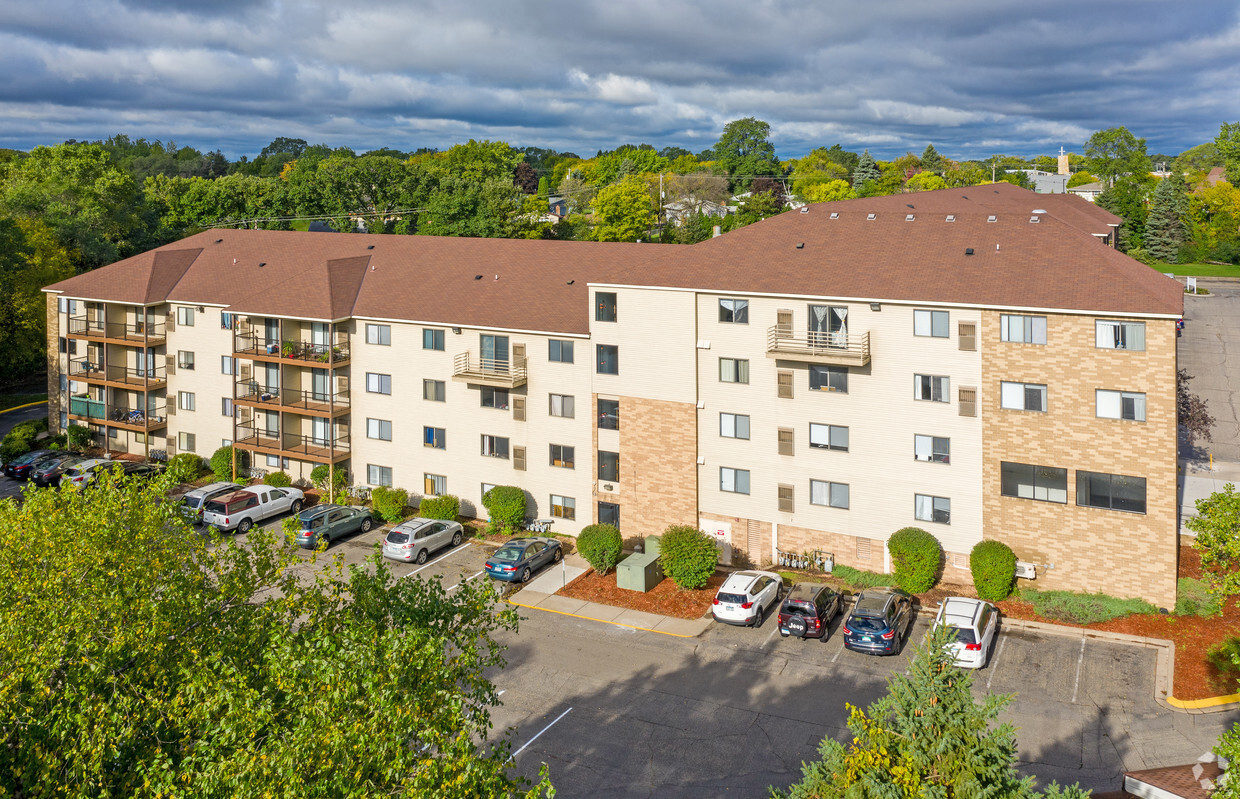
left=183, top=496, right=203, bottom=510
left=945, top=625, right=977, bottom=645
left=203, top=500, right=226, bottom=514
left=386, top=532, right=409, bottom=544
left=716, top=592, right=747, bottom=604
left=848, top=615, right=888, bottom=632
left=492, top=546, right=524, bottom=563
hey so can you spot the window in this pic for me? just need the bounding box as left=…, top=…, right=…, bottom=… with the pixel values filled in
left=778, top=484, right=794, bottom=513
left=178, top=391, right=195, bottom=411
left=423, top=426, right=445, bottom=449
left=596, top=292, right=617, bottom=322
left=598, top=398, right=619, bottom=430
left=176, top=307, right=195, bottom=326
left=177, top=432, right=196, bottom=452
left=1000, top=381, right=1047, bottom=412
left=719, top=358, right=749, bottom=384
left=367, top=418, right=393, bottom=441
left=598, top=502, right=620, bottom=528
left=914, top=374, right=949, bottom=402
left=481, top=483, right=497, bottom=502
left=914, top=309, right=949, bottom=338
left=1001, top=462, right=1068, bottom=503
left=551, top=495, right=576, bottom=520
left=423, top=473, right=446, bottom=495
left=596, top=344, right=619, bottom=375
left=423, top=379, right=445, bottom=402
left=177, top=351, right=195, bottom=370
left=1096, top=389, right=1146, bottom=421
left=58, top=337, right=67, bottom=354
left=1076, top=471, right=1146, bottom=513
left=720, top=467, right=750, bottom=495
left=810, top=480, right=849, bottom=509
left=549, top=394, right=575, bottom=418
left=809, top=423, right=848, bottom=451
left=1096, top=320, right=1145, bottom=351
left=221, top=312, right=234, bottom=330
left=221, top=398, right=234, bottom=417
left=550, top=444, right=575, bottom=468
left=423, top=328, right=445, bottom=350
left=915, top=494, right=951, bottom=524
left=809, top=365, right=847, bottom=392
left=366, top=373, right=392, bottom=395
left=368, top=465, right=393, bottom=487
left=221, top=356, right=236, bottom=375
left=366, top=324, right=391, bottom=346
left=598, top=451, right=620, bottom=482
left=719, top=298, right=749, bottom=323
left=481, top=386, right=509, bottom=409
left=777, top=370, right=794, bottom=399
left=481, top=435, right=509, bottom=459
left=914, top=435, right=950, bottom=464
left=266, top=455, right=280, bottom=468
left=548, top=339, right=574, bottom=363
left=1001, top=314, right=1047, bottom=345
left=720, top=413, right=750, bottom=439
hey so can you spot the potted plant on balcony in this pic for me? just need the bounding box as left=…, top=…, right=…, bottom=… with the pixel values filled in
left=281, top=341, right=295, bottom=359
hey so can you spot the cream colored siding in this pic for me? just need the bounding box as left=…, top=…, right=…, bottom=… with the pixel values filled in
left=166, top=306, right=235, bottom=457
left=588, top=287, right=696, bottom=403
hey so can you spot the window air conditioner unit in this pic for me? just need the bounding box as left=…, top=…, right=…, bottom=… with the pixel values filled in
left=1014, top=561, right=1036, bottom=580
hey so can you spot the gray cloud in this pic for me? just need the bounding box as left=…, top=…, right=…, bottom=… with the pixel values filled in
left=0, top=0, right=1235, bottom=160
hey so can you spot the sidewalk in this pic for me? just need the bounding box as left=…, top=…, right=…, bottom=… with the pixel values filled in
left=507, top=552, right=714, bottom=638
left=1179, top=456, right=1240, bottom=537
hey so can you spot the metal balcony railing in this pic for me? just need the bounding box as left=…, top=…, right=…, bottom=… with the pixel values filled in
left=234, top=424, right=350, bottom=462
left=67, top=397, right=168, bottom=429
left=68, top=360, right=166, bottom=385
left=234, top=332, right=350, bottom=364
left=67, top=316, right=165, bottom=341
left=765, top=326, right=871, bottom=366
left=452, top=352, right=528, bottom=387
left=236, top=381, right=350, bottom=411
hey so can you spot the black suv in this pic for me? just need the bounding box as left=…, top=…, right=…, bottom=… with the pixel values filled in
left=777, top=582, right=842, bottom=641
left=842, top=587, right=914, bottom=656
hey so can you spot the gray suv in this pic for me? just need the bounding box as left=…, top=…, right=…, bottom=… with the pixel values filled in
left=180, top=482, right=243, bottom=524
left=382, top=518, right=464, bottom=564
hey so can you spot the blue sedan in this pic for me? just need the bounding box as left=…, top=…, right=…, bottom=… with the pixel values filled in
left=484, top=537, right=563, bottom=583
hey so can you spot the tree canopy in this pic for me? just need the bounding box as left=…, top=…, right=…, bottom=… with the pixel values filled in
left=1218, top=122, right=1240, bottom=186
left=1084, top=126, right=1152, bottom=187
left=713, top=117, right=780, bottom=191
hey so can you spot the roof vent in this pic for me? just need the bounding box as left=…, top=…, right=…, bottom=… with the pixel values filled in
left=965, top=248, right=974, bottom=255
left=799, top=206, right=810, bottom=214
left=945, top=215, right=955, bottom=222
left=961, top=195, right=968, bottom=200
left=829, top=212, right=839, bottom=219
left=367, top=244, right=375, bottom=250
left=474, top=275, right=483, bottom=280
left=215, top=238, right=223, bottom=243
left=1029, top=215, right=1040, bottom=223
left=906, top=204, right=915, bottom=209
left=796, top=242, right=804, bottom=249
left=867, top=213, right=876, bottom=220
left=566, top=280, right=575, bottom=285
left=258, top=262, right=266, bottom=267
left=987, top=215, right=997, bottom=223
left=905, top=214, right=915, bottom=222
left=1033, top=209, right=1047, bottom=214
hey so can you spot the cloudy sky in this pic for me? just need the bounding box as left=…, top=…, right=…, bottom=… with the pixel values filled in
left=2, top=0, right=1237, bottom=161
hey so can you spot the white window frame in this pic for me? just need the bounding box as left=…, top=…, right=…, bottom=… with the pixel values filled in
left=913, top=309, right=949, bottom=338
left=809, top=423, right=848, bottom=451
left=1000, top=314, right=1047, bottom=345
left=810, top=479, right=849, bottom=509
left=1095, top=320, right=1146, bottom=351
left=424, top=472, right=446, bottom=496
left=366, top=372, right=392, bottom=395
left=914, top=494, right=951, bottom=524
left=1096, top=389, right=1146, bottom=421
left=914, top=434, right=950, bottom=464
left=551, top=494, right=576, bottom=520
left=178, top=391, right=195, bottom=411
left=1000, top=381, right=1048, bottom=412
left=914, top=374, right=950, bottom=402
left=719, top=412, right=751, bottom=440
left=367, top=418, right=393, bottom=441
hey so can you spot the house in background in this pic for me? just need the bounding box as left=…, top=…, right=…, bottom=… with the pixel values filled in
left=1068, top=181, right=1106, bottom=202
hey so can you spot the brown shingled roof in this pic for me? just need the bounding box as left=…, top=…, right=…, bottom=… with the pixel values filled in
left=1124, top=761, right=1223, bottom=798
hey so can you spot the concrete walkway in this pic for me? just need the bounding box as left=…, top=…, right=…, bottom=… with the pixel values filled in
left=1179, top=456, right=1240, bottom=536
left=508, top=552, right=714, bottom=638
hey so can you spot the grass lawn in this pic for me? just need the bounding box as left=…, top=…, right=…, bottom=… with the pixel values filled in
left=1157, top=262, right=1240, bottom=278
left=0, top=393, right=46, bottom=413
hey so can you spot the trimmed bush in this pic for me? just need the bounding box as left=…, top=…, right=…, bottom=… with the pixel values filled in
left=1208, top=637, right=1240, bottom=687
left=208, top=446, right=248, bottom=482
left=0, top=432, right=33, bottom=464
left=371, top=486, right=410, bottom=523
left=166, top=453, right=205, bottom=484
left=1020, top=588, right=1157, bottom=625
left=888, top=527, right=942, bottom=594
left=659, top=525, right=718, bottom=589
left=309, top=464, right=348, bottom=499
left=482, top=485, right=526, bottom=534
left=970, top=540, right=1017, bottom=602
left=419, top=493, right=460, bottom=521
left=577, top=524, right=622, bottom=575
left=263, top=471, right=292, bottom=488
left=833, top=565, right=891, bottom=590
left=1176, top=577, right=1223, bottom=617
left=66, top=424, right=92, bottom=450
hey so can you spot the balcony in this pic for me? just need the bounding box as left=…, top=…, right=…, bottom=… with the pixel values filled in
left=233, top=332, right=350, bottom=367
left=452, top=352, right=528, bottom=388
left=68, top=359, right=167, bottom=390
left=765, top=327, right=871, bottom=367
left=235, top=381, right=350, bottom=417
left=67, top=316, right=166, bottom=347
left=67, top=396, right=168, bottom=431
left=234, top=423, right=350, bottom=464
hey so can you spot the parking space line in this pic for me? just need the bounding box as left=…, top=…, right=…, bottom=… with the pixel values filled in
left=447, top=570, right=485, bottom=591
left=511, top=707, right=572, bottom=760
left=986, top=633, right=1008, bottom=691
left=831, top=644, right=844, bottom=663
left=402, top=542, right=472, bottom=578
left=761, top=622, right=781, bottom=648
left=1070, top=638, right=1085, bottom=704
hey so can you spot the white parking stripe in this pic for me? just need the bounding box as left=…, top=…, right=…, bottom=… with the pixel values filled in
left=986, top=633, right=1007, bottom=691
left=401, top=542, right=471, bottom=578
left=446, top=570, right=485, bottom=591
left=831, top=643, right=844, bottom=663
left=511, top=707, right=573, bottom=759
left=1070, top=638, right=1086, bottom=703
left=761, top=621, right=781, bottom=648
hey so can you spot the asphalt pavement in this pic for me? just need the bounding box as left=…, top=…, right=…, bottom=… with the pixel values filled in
left=1178, top=278, right=1240, bottom=461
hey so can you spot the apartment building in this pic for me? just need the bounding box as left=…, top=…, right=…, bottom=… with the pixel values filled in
left=44, top=185, right=1182, bottom=606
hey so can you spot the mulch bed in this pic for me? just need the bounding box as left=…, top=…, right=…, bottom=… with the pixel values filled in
left=558, top=569, right=726, bottom=620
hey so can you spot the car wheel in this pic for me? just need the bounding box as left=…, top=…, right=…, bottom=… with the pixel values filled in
left=450, top=530, right=462, bottom=547
left=290, top=500, right=303, bottom=514
left=752, top=604, right=764, bottom=628
left=360, top=518, right=373, bottom=533
left=415, top=549, right=428, bottom=565
left=552, top=547, right=563, bottom=563
left=237, top=518, right=253, bottom=534
left=520, top=568, right=531, bottom=583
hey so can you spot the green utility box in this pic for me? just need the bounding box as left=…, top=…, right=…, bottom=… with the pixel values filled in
left=616, top=536, right=663, bottom=592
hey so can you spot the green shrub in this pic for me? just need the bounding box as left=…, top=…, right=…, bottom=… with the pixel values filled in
left=0, top=432, right=33, bottom=464
left=1175, top=577, right=1223, bottom=617
left=263, top=471, right=292, bottom=488
left=309, top=464, right=348, bottom=499
left=1020, top=588, right=1158, bottom=625
left=65, top=424, right=92, bottom=450
left=577, top=524, right=623, bottom=575
left=166, top=453, right=205, bottom=484
left=970, top=540, right=1017, bottom=602
left=208, top=446, right=248, bottom=482
left=46, top=433, right=68, bottom=450
left=832, top=564, right=891, bottom=590
left=310, top=464, right=329, bottom=489
left=888, top=527, right=942, bottom=594
left=1208, top=637, right=1240, bottom=686
left=658, top=525, right=718, bottom=589
left=419, top=494, right=460, bottom=521
left=371, top=486, right=410, bottom=522
left=481, top=485, right=526, bottom=534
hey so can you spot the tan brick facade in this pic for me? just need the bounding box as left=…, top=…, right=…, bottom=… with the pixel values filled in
left=46, top=294, right=60, bottom=432
left=597, top=396, right=697, bottom=538
left=980, top=311, right=1178, bottom=607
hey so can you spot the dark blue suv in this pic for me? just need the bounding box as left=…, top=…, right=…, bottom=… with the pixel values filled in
left=842, top=587, right=914, bottom=656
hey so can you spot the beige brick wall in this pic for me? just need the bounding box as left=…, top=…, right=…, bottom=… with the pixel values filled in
left=980, top=311, right=1178, bottom=607
left=46, top=294, right=60, bottom=432
left=597, top=395, right=697, bottom=538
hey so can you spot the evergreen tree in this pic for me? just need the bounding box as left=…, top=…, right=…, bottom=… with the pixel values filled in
left=852, top=150, right=880, bottom=191
left=1097, top=176, right=1155, bottom=252
left=1144, top=174, right=1189, bottom=263
left=776, top=624, right=1088, bottom=799
left=920, top=144, right=945, bottom=175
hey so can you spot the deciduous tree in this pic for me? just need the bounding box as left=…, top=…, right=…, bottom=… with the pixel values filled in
left=1217, top=122, right=1240, bottom=186
left=1189, top=483, right=1240, bottom=600
left=905, top=172, right=949, bottom=192
left=592, top=175, right=653, bottom=242
left=1179, top=368, right=1215, bottom=450
left=1084, top=126, right=1152, bottom=187
left=713, top=117, right=780, bottom=191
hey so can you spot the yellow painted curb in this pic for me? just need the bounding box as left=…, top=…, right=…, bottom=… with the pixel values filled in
left=508, top=598, right=696, bottom=638
left=1166, top=692, right=1240, bottom=710
left=0, top=400, right=46, bottom=415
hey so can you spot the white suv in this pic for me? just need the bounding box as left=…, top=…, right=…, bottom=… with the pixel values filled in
left=931, top=597, right=999, bottom=669
left=712, top=570, right=782, bottom=627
